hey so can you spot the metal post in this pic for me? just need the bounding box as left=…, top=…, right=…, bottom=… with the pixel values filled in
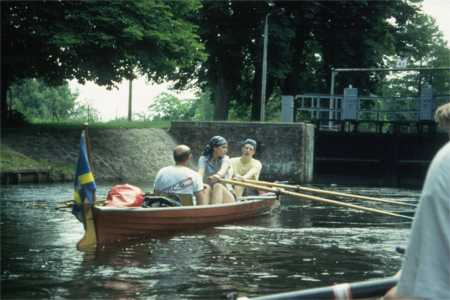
left=260, top=13, right=269, bottom=122
left=329, top=68, right=337, bottom=129
left=281, top=95, right=294, bottom=122
left=128, top=78, right=133, bottom=121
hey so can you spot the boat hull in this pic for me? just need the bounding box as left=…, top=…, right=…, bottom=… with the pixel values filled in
left=94, top=196, right=279, bottom=245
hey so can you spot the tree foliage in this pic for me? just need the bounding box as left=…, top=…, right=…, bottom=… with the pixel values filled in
left=148, top=93, right=198, bottom=121
left=3, top=0, right=448, bottom=124
left=69, top=103, right=101, bottom=123
left=8, top=79, right=101, bottom=123
left=2, top=0, right=205, bottom=124
left=147, top=91, right=215, bottom=121
left=381, top=13, right=450, bottom=98
left=8, top=79, right=78, bottom=122
left=196, top=0, right=448, bottom=120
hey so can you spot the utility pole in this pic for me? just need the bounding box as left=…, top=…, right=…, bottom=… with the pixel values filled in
left=128, top=78, right=133, bottom=121
left=260, top=13, right=269, bottom=122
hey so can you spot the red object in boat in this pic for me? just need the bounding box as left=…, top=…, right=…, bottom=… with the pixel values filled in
left=105, top=184, right=144, bottom=208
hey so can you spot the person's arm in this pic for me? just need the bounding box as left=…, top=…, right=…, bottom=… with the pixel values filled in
left=198, top=156, right=206, bottom=178
left=383, top=286, right=398, bottom=300
left=242, top=160, right=262, bottom=180
left=383, top=271, right=401, bottom=299
left=193, top=173, right=205, bottom=205
left=194, top=189, right=205, bottom=204
left=215, top=156, right=231, bottom=178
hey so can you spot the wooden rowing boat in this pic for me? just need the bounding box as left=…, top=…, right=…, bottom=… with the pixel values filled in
left=92, top=195, right=280, bottom=246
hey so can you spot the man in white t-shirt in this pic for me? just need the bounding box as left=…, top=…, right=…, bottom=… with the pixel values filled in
left=153, top=145, right=204, bottom=205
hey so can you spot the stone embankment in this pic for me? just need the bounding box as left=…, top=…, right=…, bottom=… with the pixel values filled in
left=1, top=121, right=315, bottom=184
left=1, top=128, right=177, bottom=183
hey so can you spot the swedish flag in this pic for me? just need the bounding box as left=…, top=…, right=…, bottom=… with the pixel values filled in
left=72, top=130, right=96, bottom=223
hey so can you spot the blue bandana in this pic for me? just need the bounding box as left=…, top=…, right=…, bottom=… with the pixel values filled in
left=203, top=136, right=227, bottom=156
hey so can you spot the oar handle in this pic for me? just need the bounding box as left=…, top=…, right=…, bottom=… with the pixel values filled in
left=282, top=189, right=413, bottom=220
left=220, top=178, right=413, bottom=220
left=298, top=185, right=415, bottom=207
left=220, top=178, right=279, bottom=193
left=244, top=179, right=416, bottom=208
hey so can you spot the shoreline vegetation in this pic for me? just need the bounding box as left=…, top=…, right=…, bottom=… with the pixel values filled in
left=2, top=119, right=171, bottom=130
left=1, top=145, right=73, bottom=181
left=1, top=120, right=171, bottom=182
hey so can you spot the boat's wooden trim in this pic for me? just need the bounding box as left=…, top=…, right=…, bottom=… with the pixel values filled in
left=93, top=195, right=279, bottom=246
left=95, top=195, right=277, bottom=212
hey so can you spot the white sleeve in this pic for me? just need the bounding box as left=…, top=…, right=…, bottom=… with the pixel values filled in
left=153, top=169, right=162, bottom=191
left=192, top=173, right=204, bottom=193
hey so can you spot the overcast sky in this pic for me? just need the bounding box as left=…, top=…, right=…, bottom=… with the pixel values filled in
left=69, top=0, right=450, bottom=121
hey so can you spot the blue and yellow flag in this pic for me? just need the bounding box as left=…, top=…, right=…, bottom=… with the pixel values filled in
left=72, top=130, right=96, bottom=223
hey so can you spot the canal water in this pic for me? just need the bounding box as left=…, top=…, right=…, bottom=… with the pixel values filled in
left=1, top=182, right=418, bottom=299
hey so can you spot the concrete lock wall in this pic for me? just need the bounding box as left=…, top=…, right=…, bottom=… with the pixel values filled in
left=169, top=121, right=315, bottom=183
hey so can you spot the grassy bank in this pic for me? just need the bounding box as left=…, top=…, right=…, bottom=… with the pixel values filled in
left=1, top=145, right=74, bottom=180
left=1, top=120, right=173, bottom=182
left=12, top=119, right=171, bottom=130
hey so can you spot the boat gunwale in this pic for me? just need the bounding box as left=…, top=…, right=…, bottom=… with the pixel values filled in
left=94, top=195, right=278, bottom=213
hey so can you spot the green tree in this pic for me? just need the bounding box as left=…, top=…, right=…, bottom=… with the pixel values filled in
left=381, top=13, right=450, bottom=98
left=193, top=89, right=214, bottom=121
left=68, top=102, right=100, bottom=123
left=148, top=92, right=198, bottom=121
left=8, top=79, right=78, bottom=122
left=2, top=0, right=205, bottom=125
left=196, top=1, right=252, bottom=120
left=196, top=0, right=445, bottom=120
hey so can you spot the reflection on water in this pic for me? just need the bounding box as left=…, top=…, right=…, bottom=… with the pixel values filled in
left=1, top=182, right=418, bottom=299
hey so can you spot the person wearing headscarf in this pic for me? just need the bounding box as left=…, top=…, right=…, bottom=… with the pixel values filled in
left=198, top=136, right=234, bottom=205
left=231, top=138, right=262, bottom=197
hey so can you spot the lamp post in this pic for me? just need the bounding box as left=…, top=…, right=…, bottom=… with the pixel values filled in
left=260, top=12, right=270, bottom=122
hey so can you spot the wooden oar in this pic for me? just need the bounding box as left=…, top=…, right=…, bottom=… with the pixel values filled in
left=243, top=179, right=416, bottom=208
left=57, top=199, right=106, bottom=209
left=219, top=178, right=413, bottom=221
left=238, top=276, right=398, bottom=300
left=56, top=202, right=73, bottom=209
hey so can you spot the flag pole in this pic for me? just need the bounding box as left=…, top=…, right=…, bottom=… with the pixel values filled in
left=77, top=123, right=97, bottom=251
left=84, top=122, right=95, bottom=176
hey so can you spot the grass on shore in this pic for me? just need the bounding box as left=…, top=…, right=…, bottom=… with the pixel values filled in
left=1, top=145, right=73, bottom=178
left=1, top=119, right=170, bottom=178
left=6, top=119, right=171, bottom=130
left=1, top=145, right=43, bottom=171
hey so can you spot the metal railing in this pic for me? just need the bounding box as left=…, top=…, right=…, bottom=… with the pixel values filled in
left=358, top=95, right=419, bottom=121
left=294, top=94, right=450, bottom=132
left=294, top=94, right=343, bottom=130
